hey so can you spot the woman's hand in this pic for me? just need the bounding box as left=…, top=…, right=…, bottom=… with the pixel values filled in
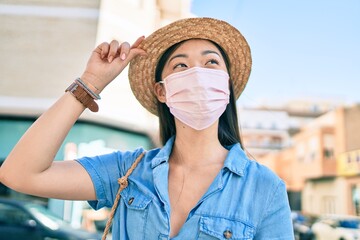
left=80, top=36, right=146, bottom=93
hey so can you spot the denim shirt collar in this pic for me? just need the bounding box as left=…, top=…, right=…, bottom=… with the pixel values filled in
left=150, top=136, right=174, bottom=169
left=151, top=136, right=249, bottom=177
left=223, top=143, right=249, bottom=176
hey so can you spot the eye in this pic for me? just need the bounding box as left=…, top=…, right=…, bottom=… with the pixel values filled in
left=173, top=63, right=188, bottom=70
left=206, top=59, right=219, bottom=65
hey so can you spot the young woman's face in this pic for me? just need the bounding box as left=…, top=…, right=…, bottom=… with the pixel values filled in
left=161, top=39, right=228, bottom=80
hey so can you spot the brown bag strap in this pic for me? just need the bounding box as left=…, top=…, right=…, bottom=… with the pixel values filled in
left=101, top=151, right=146, bottom=240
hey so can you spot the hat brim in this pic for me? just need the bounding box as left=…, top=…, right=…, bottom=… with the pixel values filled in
left=128, top=17, right=252, bottom=116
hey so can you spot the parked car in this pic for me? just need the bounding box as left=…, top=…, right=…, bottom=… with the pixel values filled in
left=0, top=198, right=102, bottom=240
left=292, top=211, right=317, bottom=240
left=312, top=215, right=360, bottom=240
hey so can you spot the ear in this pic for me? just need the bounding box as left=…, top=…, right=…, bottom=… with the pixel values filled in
left=154, top=82, right=166, bottom=103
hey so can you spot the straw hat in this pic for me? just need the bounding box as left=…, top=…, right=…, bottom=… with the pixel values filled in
left=128, top=17, right=252, bottom=116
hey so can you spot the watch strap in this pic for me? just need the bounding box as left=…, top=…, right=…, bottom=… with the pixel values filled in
left=66, top=82, right=99, bottom=112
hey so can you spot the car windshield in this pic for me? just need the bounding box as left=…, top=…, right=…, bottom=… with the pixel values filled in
left=339, top=219, right=360, bottom=229
left=25, top=203, right=68, bottom=230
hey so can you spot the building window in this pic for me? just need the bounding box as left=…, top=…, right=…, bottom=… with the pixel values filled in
left=270, top=136, right=282, bottom=149
left=324, top=148, right=334, bottom=160
left=323, top=133, right=335, bottom=160
left=322, top=196, right=336, bottom=214
left=310, top=104, right=320, bottom=113
left=306, top=137, right=319, bottom=163
left=310, top=151, right=316, bottom=161
left=352, top=185, right=360, bottom=216
left=296, top=143, right=305, bottom=162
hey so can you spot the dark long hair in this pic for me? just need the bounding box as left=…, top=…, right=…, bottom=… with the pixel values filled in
left=155, top=40, right=243, bottom=147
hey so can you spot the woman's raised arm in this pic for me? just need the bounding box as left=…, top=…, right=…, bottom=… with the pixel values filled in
left=0, top=37, right=146, bottom=200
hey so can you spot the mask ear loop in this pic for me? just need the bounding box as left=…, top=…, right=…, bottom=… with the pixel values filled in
left=154, top=81, right=167, bottom=101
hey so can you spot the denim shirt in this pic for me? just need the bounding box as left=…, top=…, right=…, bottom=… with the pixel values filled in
left=77, top=137, right=294, bottom=239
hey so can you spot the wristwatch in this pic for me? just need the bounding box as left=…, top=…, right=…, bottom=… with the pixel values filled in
left=66, top=82, right=99, bottom=112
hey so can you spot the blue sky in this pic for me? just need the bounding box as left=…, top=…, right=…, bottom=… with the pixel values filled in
left=191, top=0, right=360, bottom=106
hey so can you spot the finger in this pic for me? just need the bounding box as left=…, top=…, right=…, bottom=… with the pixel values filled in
left=126, top=48, right=147, bottom=62
left=129, top=48, right=147, bottom=58
left=96, top=42, right=110, bottom=59
left=108, top=40, right=119, bottom=62
left=130, top=36, right=145, bottom=49
left=118, top=42, right=131, bottom=61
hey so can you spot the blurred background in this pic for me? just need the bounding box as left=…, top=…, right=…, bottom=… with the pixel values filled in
left=0, top=0, right=359, bottom=239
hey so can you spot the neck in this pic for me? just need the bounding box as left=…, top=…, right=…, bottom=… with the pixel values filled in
left=171, top=120, right=227, bottom=168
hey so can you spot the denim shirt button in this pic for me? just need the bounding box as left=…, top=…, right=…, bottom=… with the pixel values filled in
left=223, top=230, right=232, bottom=239
left=128, top=197, right=134, bottom=205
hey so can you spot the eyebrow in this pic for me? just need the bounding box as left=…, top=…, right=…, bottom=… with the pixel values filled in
left=201, top=50, right=221, bottom=57
left=168, top=50, right=221, bottom=64
left=168, top=54, right=188, bottom=63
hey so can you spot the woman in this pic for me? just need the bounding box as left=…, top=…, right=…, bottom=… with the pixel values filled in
left=0, top=18, right=294, bottom=239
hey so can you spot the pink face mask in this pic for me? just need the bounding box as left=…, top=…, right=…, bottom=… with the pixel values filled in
left=160, top=67, right=230, bottom=130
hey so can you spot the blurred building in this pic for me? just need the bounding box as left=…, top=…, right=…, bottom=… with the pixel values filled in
left=302, top=105, right=360, bottom=216
left=239, top=108, right=291, bottom=158
left=238, top=99, right=338, bottom=160
left=0, top=0, right=100, bottom=113
left=256, top=104, right=360, bottom=215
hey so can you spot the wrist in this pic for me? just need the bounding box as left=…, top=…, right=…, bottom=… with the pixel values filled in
left=80, top=72, right=104, bottom=94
